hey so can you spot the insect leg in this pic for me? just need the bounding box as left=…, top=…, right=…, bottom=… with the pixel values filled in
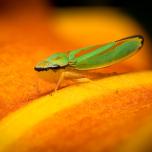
left=64, top=71, right=101, bottom=89
left=54, top=72, right=65, bottom=91
left=54, top=71, right=83, bottom=92
left=73, top=77, right=92, bottom=83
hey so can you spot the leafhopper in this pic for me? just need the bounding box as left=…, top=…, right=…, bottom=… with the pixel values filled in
left=34, top=35, right=144, bottom=91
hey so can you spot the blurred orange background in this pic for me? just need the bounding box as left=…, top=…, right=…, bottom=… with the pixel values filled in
left=0, top=1, right=152, bottom=152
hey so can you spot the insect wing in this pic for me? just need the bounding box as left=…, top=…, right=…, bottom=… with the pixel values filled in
left=69, top=35, right=143, bottom=70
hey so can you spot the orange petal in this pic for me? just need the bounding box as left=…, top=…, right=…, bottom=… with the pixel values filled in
left=0, top=8, right=151, bottom=119
left=0, top=6, right=152, bottom=152
left=1, top=71, right=152, bottom=152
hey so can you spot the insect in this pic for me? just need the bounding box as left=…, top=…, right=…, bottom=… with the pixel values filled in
left=34, top=35, right=144, bottom=91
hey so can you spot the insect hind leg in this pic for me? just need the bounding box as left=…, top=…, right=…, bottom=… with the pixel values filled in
left=55, top=71, right=101, bottom=92
left=65, top=72, right=102, bottom=89
left=74, top=77, right=101, bottom=89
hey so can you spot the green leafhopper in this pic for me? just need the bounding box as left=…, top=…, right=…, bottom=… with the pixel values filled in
left=34, top=35, right=144, bottom=91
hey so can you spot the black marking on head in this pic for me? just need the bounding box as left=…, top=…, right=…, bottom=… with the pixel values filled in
left=34, top=64, right=67, bottom=72
left=34, top=67, right=51, bottom=72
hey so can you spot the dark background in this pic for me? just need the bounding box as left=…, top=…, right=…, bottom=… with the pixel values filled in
left=51, top=0, right=152, bottom=39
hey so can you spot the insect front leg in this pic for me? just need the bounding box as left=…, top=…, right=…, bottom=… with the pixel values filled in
left=54, top=72, right=65, bottom=92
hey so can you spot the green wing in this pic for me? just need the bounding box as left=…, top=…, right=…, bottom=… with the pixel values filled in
left=68, top=35, right=144, bottom=70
